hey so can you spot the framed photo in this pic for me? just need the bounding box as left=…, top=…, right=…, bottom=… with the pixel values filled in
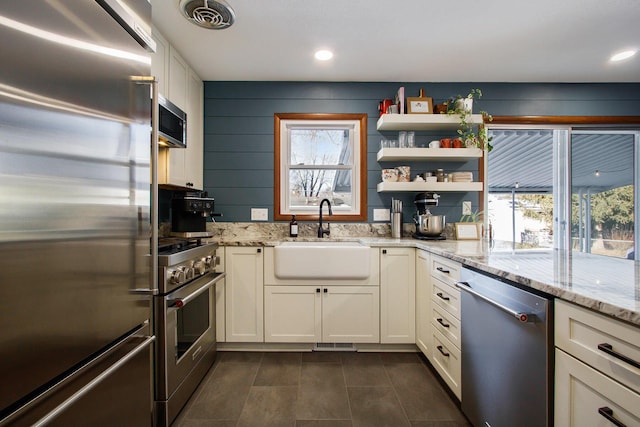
left=406, top=97, right=434, bottom=114
left=455, top=222, right=480, bottom=240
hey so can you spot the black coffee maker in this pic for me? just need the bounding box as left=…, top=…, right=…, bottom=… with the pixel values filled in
left=171, top=191, right=219, bottom=237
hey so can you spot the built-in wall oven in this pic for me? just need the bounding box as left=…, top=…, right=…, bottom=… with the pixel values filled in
left=154, top=238, right=224, bottom=426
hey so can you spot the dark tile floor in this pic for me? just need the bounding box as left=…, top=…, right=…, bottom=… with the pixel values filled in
left=173, top=351, right=471, bottom=427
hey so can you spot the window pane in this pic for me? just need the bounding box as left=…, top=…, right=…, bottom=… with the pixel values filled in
left=487, top=129, right=554, bottom=251
left=571, top=132, right=635, bottom=259
left=289, top=169, right=352, bottom=209
left=290, top=129, right=351, bottom=166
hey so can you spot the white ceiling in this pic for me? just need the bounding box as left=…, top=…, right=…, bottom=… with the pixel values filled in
left=151, top=0, right=640, bottom=82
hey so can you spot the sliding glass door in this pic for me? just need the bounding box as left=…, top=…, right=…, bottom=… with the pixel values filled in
left=486, top=126, right=638, bottom=260
left=571, top=131, right=636, bottom=259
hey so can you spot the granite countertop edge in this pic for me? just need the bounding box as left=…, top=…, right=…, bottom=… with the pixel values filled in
left=212, top=237, right=640, bottom=327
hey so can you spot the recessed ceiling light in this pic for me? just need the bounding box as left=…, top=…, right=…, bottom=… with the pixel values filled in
left=314, top=50, right=333, bottom=61
left=610, top=49, right=637, bottom=62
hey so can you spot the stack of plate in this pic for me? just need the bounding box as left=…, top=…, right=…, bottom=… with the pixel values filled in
left=452, top=172, right=473, bottom=182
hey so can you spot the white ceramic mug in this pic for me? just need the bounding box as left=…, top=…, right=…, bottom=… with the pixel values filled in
left=429, top=140, right=440, bottom=148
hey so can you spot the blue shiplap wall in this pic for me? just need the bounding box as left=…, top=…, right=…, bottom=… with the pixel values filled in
left=202, top=82, right=640, bottom=223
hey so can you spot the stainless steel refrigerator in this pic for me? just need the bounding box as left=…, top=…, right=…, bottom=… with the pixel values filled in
left=0, top=1, right=157, bottom=425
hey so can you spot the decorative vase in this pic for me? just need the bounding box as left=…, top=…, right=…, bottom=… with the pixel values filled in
left=455, top=97, right=473, bottom=113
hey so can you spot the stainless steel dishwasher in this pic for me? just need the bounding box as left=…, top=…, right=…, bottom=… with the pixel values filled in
left=457, top=266, right=552, bottom=427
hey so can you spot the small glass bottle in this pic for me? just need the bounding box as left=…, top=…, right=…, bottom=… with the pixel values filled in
left=289, top=215, right=298, bottom=237
left=436, top=169, right=445, bottom=182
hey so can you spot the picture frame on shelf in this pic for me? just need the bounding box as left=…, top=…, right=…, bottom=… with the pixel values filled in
left=455, top=222, right=481, bottom=240
left=407, top=96, right=433, bottom=114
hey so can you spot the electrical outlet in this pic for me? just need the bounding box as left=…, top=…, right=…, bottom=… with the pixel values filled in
left=373, top=208, right=391, bottom=221
left=462, top=201, right=472, bottom=215
left=251, top=208, right=268, bottom=221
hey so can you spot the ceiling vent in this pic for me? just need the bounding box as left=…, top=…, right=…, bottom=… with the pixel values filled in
left=179, top=0, right=235, bottom=30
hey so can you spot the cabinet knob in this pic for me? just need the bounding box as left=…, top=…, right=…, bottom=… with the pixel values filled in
left=323, top=288, right=328, bottom=293
left=316, top=288, right=321, bottom=293
left=382, top=249, right=387, bottom=254
left=257, top=248, right=262, bottom=253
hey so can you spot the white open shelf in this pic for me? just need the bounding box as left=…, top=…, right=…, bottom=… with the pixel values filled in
left=377, top=147, right=483, bottom=162
left=377, top=181, right=483, bottom=193
left=376, top=114, right=484, bottom=131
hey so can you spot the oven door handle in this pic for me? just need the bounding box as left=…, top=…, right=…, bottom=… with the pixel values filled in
left=168, top=272, right=225, bottom=308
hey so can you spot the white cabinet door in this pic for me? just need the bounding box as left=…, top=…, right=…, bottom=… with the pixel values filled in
left=150, top=27, right=169, bottom=96
left=225, top=247, right=264, bottom=342
left=415, top=249, right=431, bottom=358
left=555, top=349, right=640, bottom=426
left=264, top=286, right=321, bottom=343
left=214, top=247, right=226, bottom=342
left=159, top=46, right=188, bottom=187
left=380, top=248, right=415, bottom=344
left=184, top=67, right=203, bottom=190
left=322, top=286, right=379, bottom=343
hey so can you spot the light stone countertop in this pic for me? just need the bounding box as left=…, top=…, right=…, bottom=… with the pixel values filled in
left=213, top=236, right=640, bottom=327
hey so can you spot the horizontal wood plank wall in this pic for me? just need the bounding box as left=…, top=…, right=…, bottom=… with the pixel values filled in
left=202, top=82, right=640, bottom=223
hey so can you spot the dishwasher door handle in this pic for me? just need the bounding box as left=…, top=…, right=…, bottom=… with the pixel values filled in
left=456, top=281, right=535, bottom=323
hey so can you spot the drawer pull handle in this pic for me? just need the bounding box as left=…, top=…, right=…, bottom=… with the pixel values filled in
left=436, top=292, right=450, bottom=301
left=598, top=406, right=626, bottom=427
left=436, top=345, right=450, bottom=357
left=436, top=318, right=450, bottom=328
left=436, top=266, right=450, bottom=274
left=597, top=343, right=640, bottom=369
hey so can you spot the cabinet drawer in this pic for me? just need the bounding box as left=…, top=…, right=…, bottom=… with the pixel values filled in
left=431, top=277, right=461, bottom=320
left=555, top=349, right=640, bottom=426
left=555, top=300, right=640, bottom=393
left=431, top=303, right=460, bottom=349
left=430, top=254, right=460, bottom=284
left=431, top=328, right=461, bottom=400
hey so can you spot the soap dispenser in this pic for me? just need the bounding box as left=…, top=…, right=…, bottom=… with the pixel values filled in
left=289, top=215, right=298, bottom=237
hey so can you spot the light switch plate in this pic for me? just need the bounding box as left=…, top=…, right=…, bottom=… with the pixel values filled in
left=251, top=208, right=268, bottom=221
left=462, top=201, right=472, bottom=215
left=373, top=208, right=391, bottom=221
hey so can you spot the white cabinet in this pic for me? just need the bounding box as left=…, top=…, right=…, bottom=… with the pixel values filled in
left=555, top=300, right=640, bottom=426
left=555, top=349, right=640, bottom=427
left=225, top=247, right=264, bottom=342
left=428, top=254, right=462, bottom=400
left=415, top=249, right=432, bottom=357
left=184, top=67, right=204, bottom=189
left=150, top=27, right=169, bottom=96
left=380, top=247, right=415, bottom=344
left=264, top=285, right=380, bottom=343
left=321, top=286, right=380, bottom=343
left=152, top=29, right=204, bottom=190
left=376, top=114, right=484, bottom=193
left=214, top=246, right=226, bottom=342
left=263, top=247, right=380, bottom=344
left=264, top=286, right=321, bottom=343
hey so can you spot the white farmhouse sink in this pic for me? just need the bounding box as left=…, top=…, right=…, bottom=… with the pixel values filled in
left=274, top=241, right=370, bottom=280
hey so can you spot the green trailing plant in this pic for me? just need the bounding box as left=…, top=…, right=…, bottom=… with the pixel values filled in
left=446, top=89, right=493, bottom=152
left=459, top=209, right=483, bottom=223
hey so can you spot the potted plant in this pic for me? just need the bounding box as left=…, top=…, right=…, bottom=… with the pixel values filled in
left=446, top=89, right=493, bottom=152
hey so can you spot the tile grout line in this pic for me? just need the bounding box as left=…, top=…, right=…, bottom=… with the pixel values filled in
left=383, top=361, right=414, bottom=426
left=234, top=352, right=265, bottom=427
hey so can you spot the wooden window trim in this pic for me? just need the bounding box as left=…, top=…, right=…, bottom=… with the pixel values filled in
left=274, top=113, right=368, bottom=222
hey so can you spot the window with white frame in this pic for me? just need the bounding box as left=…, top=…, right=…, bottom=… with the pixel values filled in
left=274, top=113, right=367, bottom=221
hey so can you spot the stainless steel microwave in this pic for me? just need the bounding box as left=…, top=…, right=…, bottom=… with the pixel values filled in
left=158, top=94, right=186, bottom=148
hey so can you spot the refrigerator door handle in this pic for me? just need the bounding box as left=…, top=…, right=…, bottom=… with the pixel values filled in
left=456, top=281, right=535, bottom=323
left=31, top=336, right=155, bottom=427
